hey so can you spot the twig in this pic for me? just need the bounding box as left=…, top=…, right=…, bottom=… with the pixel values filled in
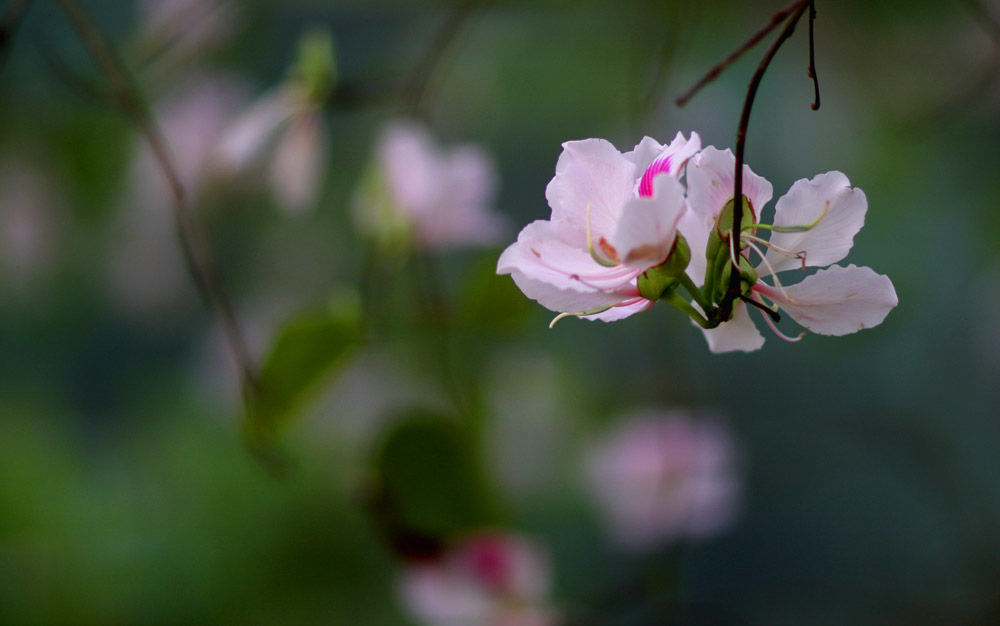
left=0, top=0, right=33, bottom=73
left=404, top=0, right=485, bottom=117
left=675, top=0, right=804, bottom=107
left=53, top=0, right=258, bottom=405
left=717, top=0, right=810, bottom=323
left=807, top=0, right=820, bottom=110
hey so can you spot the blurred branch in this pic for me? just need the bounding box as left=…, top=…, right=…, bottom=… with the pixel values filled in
left=966, top=0, right=1000, bottom=48
left=326, top=0, right=489, bottom=116
left=0, top=0, right=33, bottom=73
left=675, top=0, right=804, bottom=107
left=53, top=0, right=259, bottom=406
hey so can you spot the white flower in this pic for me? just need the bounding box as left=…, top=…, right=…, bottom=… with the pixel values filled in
left=496, top=132, right=700, bottom=322
left=684, top=147, right=898, bottom=353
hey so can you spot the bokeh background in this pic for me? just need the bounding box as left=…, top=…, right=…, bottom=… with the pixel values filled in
left=2, top=0, right=1000, bottom=624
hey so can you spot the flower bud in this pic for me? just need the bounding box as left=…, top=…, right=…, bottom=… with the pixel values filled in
left=637, top=235, right=690, bottom=301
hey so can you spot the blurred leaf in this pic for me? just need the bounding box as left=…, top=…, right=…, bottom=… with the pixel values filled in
left=368, top=411, right=500, bottom=556
left=455, top=255, right=532, bottom=334
left=245, top=294, right=362, bottom=462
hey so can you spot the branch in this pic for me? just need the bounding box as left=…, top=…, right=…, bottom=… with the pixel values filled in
left=717, top=0, right=810, bottom=323
left=675, top=0, right=805, bottom=107
left=0, top=0, right=33, bottom=72
left=53, top=0, right=258, bottom=404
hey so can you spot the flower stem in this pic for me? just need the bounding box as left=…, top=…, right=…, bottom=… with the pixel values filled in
left=675, top=271, right=713, bottom=313
left=664, top=292, right=713, bottom=329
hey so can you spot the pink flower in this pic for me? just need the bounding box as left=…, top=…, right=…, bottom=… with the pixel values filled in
left=354, top=121, right=507, bottom=251
left=683, top=147, right=898, bottom=353
left=584, top=412, right=740, bottom=550
left=496, top=133, right=700, bottom=323
left=215, top=86, right=328, bottom=214
left=399, top=533, right=557, bottom=626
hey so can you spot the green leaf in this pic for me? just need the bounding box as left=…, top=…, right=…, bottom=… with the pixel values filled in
left=245, top=294, right=362, bottom=462
left=368, top=412, right=500, bottom=550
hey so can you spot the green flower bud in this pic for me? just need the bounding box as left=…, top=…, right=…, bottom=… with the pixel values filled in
left=637, top=235, right=691, bottom=301
left=291, top=28, right=337, bottom=103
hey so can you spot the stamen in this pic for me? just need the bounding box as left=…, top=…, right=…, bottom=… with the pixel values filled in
left=753, top=293, right=803, bottom=342
left=746, top=200, right=830, bottom=233
left=548, top=304, right=616, bottom=328
left=744, top=239, right=792, bottom=301
left=742, top=233, right=807, bottom=268
left=586, top=203, right=619, bottom=267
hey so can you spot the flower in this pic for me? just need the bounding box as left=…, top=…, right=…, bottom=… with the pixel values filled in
left=497, top=131, right=898, bottom=350
left=353, top=121, right=507, bottom=251
left=584, top=411, right=740, bottom=550
left=496, top=132, right=700, bottom=323
left=214, top=86, right=328, bottom=214
left=399, top=533, right=557, bottom=626
left=683, top=147, right=898, bottom=353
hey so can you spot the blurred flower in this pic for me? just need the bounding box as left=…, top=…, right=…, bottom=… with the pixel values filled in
left=0, top=160, right=61, bottom=286
left=214, top=29, right=335, bottom=214
left=496, top=133, right=699, bottom=323
left=353, top=121, right=507, bottom=252
left=584, top=411, right=740, bottom=550
left=400, top=533, right=557, bottom=626
left=685, top=147, right=898, bottom=352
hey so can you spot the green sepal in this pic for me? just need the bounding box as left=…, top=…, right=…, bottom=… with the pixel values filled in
left=290, top=28, right=337, bottom=103
left=636, top=235, right=690, bottom=301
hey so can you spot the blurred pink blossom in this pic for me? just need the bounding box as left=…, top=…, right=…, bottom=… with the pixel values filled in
left=354, top=121, right=507, bottom=251
left=215, top=87, right=328, bottom=214
left=584, top=411, right=741, bottom=550
left=400, top=533, right=557, bottom=626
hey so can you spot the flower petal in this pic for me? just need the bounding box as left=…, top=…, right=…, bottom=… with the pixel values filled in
left=678, top=207, right=711, bottom=287
left=698, top=302, right=765, bottom=353
left=631, top=131, right=702, bottom=197
left=756, top=264, right=898, bottom=336
left=268, top=111, right=326, bottom=213
left=497, top=221, right=639, bottom=313
left=582, top=297, right=654, bottom=322
left=544, top=139, right=636, bottom=248
left=686, top=147, right=773, bottom=228
left=613, top=174, right=686, bottom=270
left=762, top=171, right=867, bottom=275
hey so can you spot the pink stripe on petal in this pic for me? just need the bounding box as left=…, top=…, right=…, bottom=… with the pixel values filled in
left=638, top=156, right=672, bottom=198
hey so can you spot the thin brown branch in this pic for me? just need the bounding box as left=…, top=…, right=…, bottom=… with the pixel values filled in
left=716, top=1, right=810, bottom=323
left=675, top=0, right=805, bottom=107
left=53, top=0, right=258, bottom=404
left=807, top=0, right=820, bottom=110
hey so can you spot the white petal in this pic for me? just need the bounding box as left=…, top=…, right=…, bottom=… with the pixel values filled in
left=544, top=139, right=636, bottom=248
left=698, top=302, right=765, bottom=353
left=215, top=89, right=294, bottom=172
left=497, top=221, right=638, bottom=313
left=686, top=147, right=773, bottom=229
left=378, top=120, right=444, bottom=217
left=628, top=131, right=702, bottom=194
left=678, top=207, right=712, bottom=287
left=582, top=298, right=654, bottom=322
left=763, top=171, right=867, bottom=274
left=613, top=174, right=686, bottom=270
left=758, top=264, right=898, bottom=335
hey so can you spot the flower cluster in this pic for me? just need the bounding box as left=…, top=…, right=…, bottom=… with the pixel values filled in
left=497, top=132, right=898, bottom=352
